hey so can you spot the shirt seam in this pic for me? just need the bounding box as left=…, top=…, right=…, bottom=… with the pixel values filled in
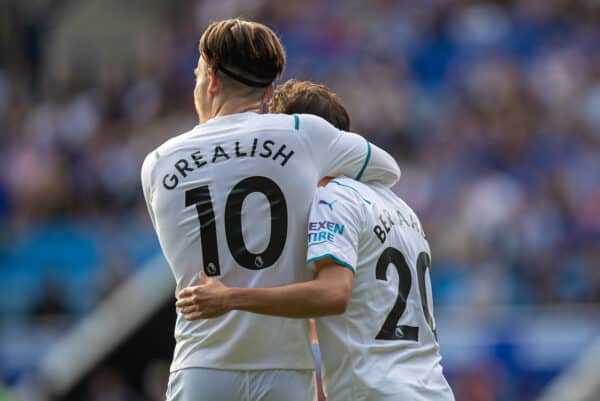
left=306, top=253, right=356, bottom=275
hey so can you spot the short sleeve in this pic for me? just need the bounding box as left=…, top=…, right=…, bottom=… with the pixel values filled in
left=140, top=150, right=159, bottom=231
left=296, top=114, right=368, bottom=180
left=306, top=180, right=367, bottom=274
left=295, top=114, right=400, bottom=187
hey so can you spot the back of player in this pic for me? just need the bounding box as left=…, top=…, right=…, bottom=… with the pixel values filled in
left=308, top=177, right=454, bottom=401
left=142, top=112, right=399, bottom=400
left=146, top=113, right=318, bottom=374
left=141, top=19, right=400, bottom=401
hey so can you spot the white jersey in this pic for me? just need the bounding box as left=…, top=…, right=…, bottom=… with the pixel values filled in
left=140, top=112, right=400, bottom=372
left=307, top=177, right=455, bottom=401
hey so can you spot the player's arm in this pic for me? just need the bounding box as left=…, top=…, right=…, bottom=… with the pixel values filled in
left=299, top=114, right=401, bottom=187
left=354, top=142, right=400, bottom=186
left=140, top=151, right=158, bottom=231
left=177, top=181, right=363, bottom=320
left=177, top=261, right=353, bottom=319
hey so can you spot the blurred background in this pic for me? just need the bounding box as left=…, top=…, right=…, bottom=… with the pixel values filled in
left=1, top=0, right=599, bottom=400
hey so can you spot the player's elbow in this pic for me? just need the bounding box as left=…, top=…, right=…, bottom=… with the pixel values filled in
left=324, top=286, right=351, bottom=315
left=390, top=162, right=401, bottom=185
left=381, top=157, right=401, bottom=186
left=330, top=295, right=350, bottom=315
left=366, top=144, right=401, bottom=186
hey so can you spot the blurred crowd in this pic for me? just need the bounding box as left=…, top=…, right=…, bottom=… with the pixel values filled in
left=1, top=0, right=599, bottom=400
left=268, top=0, right=600, bottom=307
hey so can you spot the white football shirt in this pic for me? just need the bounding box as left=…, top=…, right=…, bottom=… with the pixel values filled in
left=141, top=112, right=400, bottom=372
left=307, top=177, right=455, bottom=401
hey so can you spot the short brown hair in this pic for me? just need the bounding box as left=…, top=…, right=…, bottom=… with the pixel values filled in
left=199, top=19, right=286, bottom=88
left=269, top=80, right=351, bottom=131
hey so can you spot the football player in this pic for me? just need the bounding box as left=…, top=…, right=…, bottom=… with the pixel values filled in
left=141, top=20, right=401, bottom=401
left=177, top=80, right=455, bottom=401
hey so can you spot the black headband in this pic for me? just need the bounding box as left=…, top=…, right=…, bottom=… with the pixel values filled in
left=216, top=63, right=273, bottom=88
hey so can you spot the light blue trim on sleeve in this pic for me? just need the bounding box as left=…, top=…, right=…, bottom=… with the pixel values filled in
left=355, top=139, right=371, bottom=181
left=307, top=254, right=356, bottom=275
left=294, top=115, right=300, bottom=130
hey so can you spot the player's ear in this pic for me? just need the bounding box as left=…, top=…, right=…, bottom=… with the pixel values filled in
left=207, top=66, right=220, bottom=95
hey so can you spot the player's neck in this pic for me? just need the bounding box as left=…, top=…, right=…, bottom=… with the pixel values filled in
left=209, top=98, right=264, bottom=121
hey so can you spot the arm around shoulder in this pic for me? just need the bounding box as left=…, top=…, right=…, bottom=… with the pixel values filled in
left=227, top=262, right=354, bottom=318
left=297, top=114, right=400, bottom=186
left=357, top=142, right=401, bottom=187
left=178, top=263, right=354, bottom=320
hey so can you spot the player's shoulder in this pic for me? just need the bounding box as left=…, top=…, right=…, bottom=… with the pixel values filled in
left=372, top=184, right=416, bottom=216
left=239, top=112, right=297, bottom=133
left=255, top=112, right=334, bottom=133
left=153, top=126, right=202, bottom=158
left=319, top=176, right=374, bottom=207
left=141, top=126, right=200, bottom=177
left=293, top=113, right=337, bottom=133
left=144, top=126, right=197, bottom=163
left=323, top=178, right=418, bottom=222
